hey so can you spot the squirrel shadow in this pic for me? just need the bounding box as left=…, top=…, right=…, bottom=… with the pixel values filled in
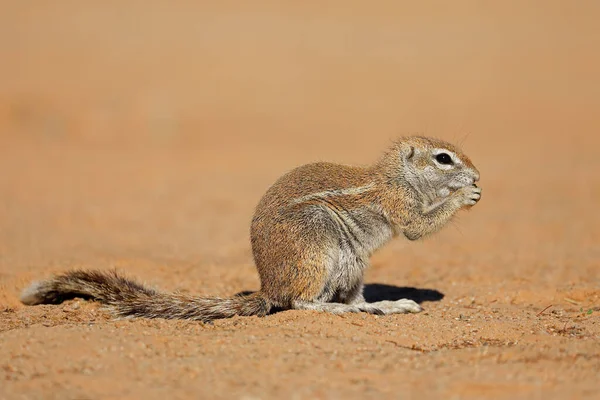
left=363, top=283, right=444, bottom=304
left=236, top=284, right=443, bottom=306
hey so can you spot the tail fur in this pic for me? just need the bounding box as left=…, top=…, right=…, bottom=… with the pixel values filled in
left=20, top=269, right=271, bottom=322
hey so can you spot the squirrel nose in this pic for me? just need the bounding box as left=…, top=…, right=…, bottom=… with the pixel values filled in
left=472, top=171, right=480, bottom=182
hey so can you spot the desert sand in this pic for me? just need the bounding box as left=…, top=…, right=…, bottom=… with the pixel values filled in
left=1, top=1, right=599, bottom=399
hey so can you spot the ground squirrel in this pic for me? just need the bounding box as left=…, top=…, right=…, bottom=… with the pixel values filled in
left=21, top=136, right=481, bottom=321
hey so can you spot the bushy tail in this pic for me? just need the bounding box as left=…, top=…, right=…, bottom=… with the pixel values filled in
left=20, top=269, right=271, bottom=322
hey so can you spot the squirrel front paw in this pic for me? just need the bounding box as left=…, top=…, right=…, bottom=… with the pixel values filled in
left=456, top=184, right=481, bottom=207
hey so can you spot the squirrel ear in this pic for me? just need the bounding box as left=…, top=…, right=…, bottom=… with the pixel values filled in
left=404, top=146, right=415, bottom=161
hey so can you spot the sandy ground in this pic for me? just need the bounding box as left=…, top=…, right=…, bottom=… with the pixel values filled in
left=1, top=1, right=599, bottom=399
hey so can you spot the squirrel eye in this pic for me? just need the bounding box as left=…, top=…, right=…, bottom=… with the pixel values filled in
left=435, top=153, right=453, bottom=165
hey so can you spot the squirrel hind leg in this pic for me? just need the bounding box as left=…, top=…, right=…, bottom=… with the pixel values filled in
left=293, top=300, right=360, bottom=314
left=292, top=300, right=384, bottom=315
left=356, top=299, right=423, bottom=314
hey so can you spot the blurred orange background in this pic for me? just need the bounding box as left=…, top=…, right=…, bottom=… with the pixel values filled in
left=1, top=2, right=599, bottom=399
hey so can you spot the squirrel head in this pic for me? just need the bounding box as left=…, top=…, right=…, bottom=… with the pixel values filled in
left=378, top=136, right=480, bottom=202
